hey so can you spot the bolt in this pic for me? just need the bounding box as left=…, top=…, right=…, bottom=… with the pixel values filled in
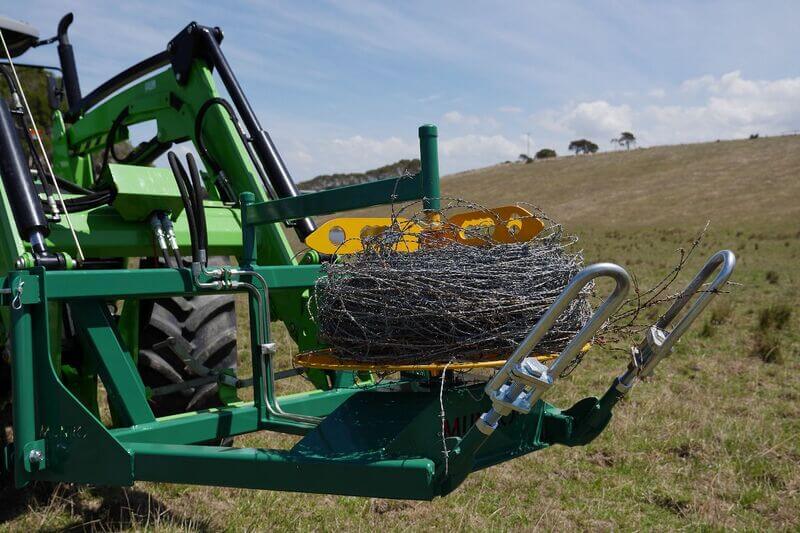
left=167, top=42, right=173, bottom=51
left=28, top=449, right=43, bottom=465
left=14, top=257, right=25, bottom=270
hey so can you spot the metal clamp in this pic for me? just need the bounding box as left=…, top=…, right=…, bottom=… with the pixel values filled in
left=477, top=263, right=631, bottom=435
left=617, top=249, right=736, bottom=390
left=11, top=280, right=24, bottom=310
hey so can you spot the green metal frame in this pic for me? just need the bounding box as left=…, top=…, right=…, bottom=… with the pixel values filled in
left=1, top=260, right=618, bottom=498
left=0, top=50, right=626, bottom=499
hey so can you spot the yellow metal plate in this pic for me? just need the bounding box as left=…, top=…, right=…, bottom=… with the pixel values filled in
left=293, top=343, right=590, bottom=372
left=305, top=205, right=545, bottom=254
left=305, top=217, right=422, bottom=255
left=447, top=205, right=545, bottom=246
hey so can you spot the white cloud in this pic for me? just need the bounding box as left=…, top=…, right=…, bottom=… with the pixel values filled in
left=418, top=94, right=443, bottom=103
left=532, top=72, right=800, bottom=149
left=288, top=132, right=521, bottom=180
left=680, top=74, right=716, bottom=93
left=642, top=71, right=800, bottom=143
left=535, top=100, right=633, bottom=140
left=440, top=134, right=520, bottom=167
left=443, top=110, right=481, bottom=126
left=325, top=135, right=417, bottom=171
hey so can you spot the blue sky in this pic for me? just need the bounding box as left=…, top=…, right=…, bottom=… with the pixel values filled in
left=10, top=1, right=800, bottom=180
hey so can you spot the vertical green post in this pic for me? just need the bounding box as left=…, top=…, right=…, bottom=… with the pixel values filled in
left=9, top=274, right=35, bottom=487
left=250, top=287, right=269, bottom=424
left=240, top=192, right=257, bottom=268
left=418, top=124, right=441, bottom=212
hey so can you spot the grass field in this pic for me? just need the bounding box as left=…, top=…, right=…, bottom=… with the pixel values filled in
left=2, top=135, right=799, bottom=531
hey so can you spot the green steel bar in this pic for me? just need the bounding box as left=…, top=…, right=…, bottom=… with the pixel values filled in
left=419, top=124, right=441, bottom=212
left=5, top=264, right=322, bottom=301
left=113, top=404, right=261, bottom=444
left=110, top=387, right=361, bottom=444
left=0, top=176, right=25, bottom=273
left=9, top=273, right=35, bottom=487
left=240, top=192, right=257, bottom=268
left=43, top=204, right=244, bottom=259
left=128, top=442, right=437, bottom=499
left=243, top=173, right=425, bottom=227
left=62, top=62, right=298, bottom=268
left=248, top=278, right=268, bottom=422
left=70, top=300, right=155, bottom=426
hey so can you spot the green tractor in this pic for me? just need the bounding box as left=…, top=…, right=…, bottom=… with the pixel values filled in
left=0, top=13, right=734, bottom=499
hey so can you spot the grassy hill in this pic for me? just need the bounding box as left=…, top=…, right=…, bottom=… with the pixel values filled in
left=4, top=136, right=799, bottom=530
left=344, top=134, right=800, bottom=230
left=302, top=158, right=421, bottom=191
left=443, top=135, right=800, bottom=229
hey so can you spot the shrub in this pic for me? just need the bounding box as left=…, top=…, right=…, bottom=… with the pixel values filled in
left=758, top=304, right=792, bottom=331
left=752, top=303, right=793, bottom=364
left=752, top=330, right=783, bottom=364
left=710, top=300, right=734, bottom=325
left=765, top=270, right=779, bottom=285
left=568, top=139, right=599, bottom=155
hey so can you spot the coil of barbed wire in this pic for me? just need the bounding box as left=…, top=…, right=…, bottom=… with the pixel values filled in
left=310, top=200, right=593, bottom=364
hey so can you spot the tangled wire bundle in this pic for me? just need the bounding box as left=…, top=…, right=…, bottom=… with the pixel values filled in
left=312, top=205, right=592, bottom=364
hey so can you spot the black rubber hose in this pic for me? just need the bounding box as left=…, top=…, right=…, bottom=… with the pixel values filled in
left=41, top=190, right=114, bottom=213
left=161, top=245, right=176, bottom=268
left=185, top=153, right=208, bottom=265
left=16, top=102, right=57, bottom=202
left=167, top=151, right=200, bottom=263
left=53, top=175, right=95, bottom=195
left=194, top=97, right=230, bottom=173
left=98, top=107, right=129, bottom=181
left=194, top=97, right=243, bottom=202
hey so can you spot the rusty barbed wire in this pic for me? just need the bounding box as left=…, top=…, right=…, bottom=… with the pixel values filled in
left=310, top=200, right=593, bottom=364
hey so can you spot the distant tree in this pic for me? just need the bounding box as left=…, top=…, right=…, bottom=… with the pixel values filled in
left=518, top=153, right=533, bottom=164
left=535, top=148, right=557, bottom=159
left=568, top=139, right=598, bottom=155
left=0, top=66, right=58, bottom=156
left=749, top=133, right=759, bottom=139
left=611, top=131, right=636, bottom=150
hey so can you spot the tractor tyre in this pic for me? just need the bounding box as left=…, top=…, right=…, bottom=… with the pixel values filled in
left=137, top=256, right=238, bottom=418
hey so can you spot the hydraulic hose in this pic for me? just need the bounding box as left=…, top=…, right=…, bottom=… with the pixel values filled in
left=149, top=212, right=176, bottom=268
left=52, top=174, right=95, bottom=195
left=41, top=189, right=113, bottom=213
left=167, top=151, right=200, bottom=263
left=185, top=153, right=208, bottom=266
left=194, top=97, right=230, bottom=174
left=98, top=107, right=129, bottom=182
left=194, top=96, right=274, bottom=202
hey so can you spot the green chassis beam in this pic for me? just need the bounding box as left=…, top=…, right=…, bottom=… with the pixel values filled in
left=1, top=265, right=322, bottom=302
left=3, top=262, right=616, bottom=497
left=41, top=203, right=244, bottom=259
left=243, top=173, right=425, bottom=226
left=128, top=442, right=438, bottom=500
